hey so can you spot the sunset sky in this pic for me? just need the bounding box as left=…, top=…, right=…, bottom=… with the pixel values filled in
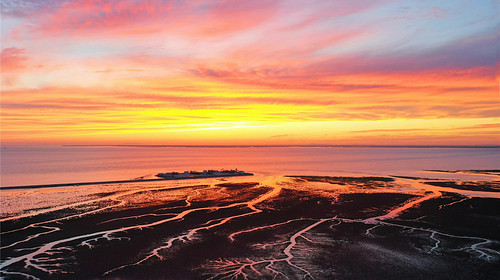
left=1, top=0, right=498, bottom=145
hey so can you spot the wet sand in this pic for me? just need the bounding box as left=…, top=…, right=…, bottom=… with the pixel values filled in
left=1, top=174, right=499, bottom=279
left=0, top=173, right=253, bottom=190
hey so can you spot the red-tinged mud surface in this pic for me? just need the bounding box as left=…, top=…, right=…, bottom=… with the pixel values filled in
left=1, top=174, right=499, bottom=279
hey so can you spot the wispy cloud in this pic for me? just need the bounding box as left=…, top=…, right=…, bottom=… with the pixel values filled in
left=1, top=0, right=498, bottom=144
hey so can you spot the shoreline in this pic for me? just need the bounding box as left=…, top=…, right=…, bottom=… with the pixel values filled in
left=0, top=173, right=253, bottom=190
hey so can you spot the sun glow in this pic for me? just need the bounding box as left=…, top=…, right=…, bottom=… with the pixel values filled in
left=1, top=0, right=498, bottom=145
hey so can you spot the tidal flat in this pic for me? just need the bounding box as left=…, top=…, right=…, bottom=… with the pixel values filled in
left=1, top=173, right=499, bottom=279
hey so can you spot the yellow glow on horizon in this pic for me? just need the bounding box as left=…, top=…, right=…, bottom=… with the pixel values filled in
left=3, top=114, right=498, bottom=146
left=1, top=0, right=498, bottom=146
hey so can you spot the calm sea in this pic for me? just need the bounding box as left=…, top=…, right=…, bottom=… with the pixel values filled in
left=1, top=146, right=499, bottom=187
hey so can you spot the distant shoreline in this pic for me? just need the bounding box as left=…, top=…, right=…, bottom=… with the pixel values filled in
left=0, top=173, right=253, bottom=190
left=60, top=144, right=500, bottom=149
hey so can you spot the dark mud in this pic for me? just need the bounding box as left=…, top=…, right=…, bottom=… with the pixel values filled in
left=1, top=176, right=499, bottom=279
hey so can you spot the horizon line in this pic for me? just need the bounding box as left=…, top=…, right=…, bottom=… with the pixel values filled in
left=57, top=144, right=500, bottom=148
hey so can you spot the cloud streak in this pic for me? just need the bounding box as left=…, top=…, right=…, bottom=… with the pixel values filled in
left=1, top=0, right=498, bottom=144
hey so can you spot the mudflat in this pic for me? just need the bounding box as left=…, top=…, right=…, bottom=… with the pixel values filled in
left=1, top=174, right=499, bottom=279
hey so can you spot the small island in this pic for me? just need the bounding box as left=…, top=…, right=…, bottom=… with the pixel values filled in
left=157, top=169, right=252, bottom=179
left=1, top=169, right=253, bottom=190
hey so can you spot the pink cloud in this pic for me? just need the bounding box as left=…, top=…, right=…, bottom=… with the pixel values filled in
left=1, top=47, right=27, bottom=72
left=1, top=47, right=31, bottom=86
left=21, top=0, right=280, bottom=39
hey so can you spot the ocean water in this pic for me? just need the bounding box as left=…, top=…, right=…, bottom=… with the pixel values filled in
left=1, top=146, right=499, bottom=187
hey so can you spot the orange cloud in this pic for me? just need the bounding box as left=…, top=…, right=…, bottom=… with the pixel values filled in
left=1, top=0, right=498, bottom=145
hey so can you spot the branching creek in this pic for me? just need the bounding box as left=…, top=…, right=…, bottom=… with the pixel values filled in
left=1, top=174, right=499, bottom=279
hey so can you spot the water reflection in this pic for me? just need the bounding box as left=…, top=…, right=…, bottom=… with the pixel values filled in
left=2, top=146, right=498, bottom=186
